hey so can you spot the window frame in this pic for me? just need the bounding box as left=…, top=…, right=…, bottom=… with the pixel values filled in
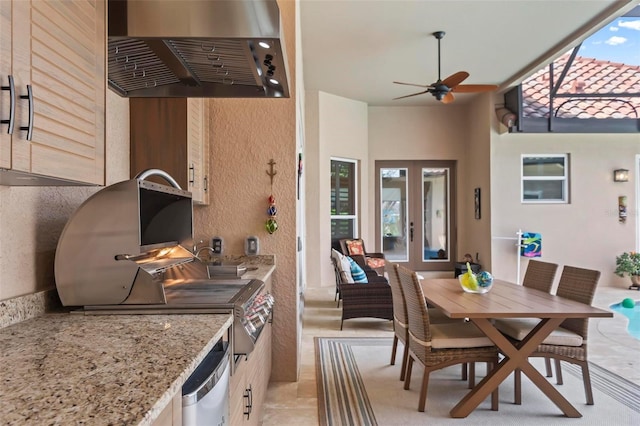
left=521, top=154, right=569, bottom=204
left=330, top=157, right=359, bottom=239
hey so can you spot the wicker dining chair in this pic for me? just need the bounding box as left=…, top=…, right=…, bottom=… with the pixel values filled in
left=496, top=265, right=601, bottom=405
left=386, top=262, right=468, bottom=383
left=522, top=259, right=559, bottom=293
left=396, top=265, right=499, bottom=413
left=521, top=259, right=559, bottom=379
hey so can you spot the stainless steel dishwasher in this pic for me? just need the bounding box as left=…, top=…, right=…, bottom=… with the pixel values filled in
left=182, top=339, right=230, bottom=426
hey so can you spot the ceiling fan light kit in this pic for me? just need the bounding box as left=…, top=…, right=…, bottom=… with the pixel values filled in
left=393, top=30, right=498, bottom=103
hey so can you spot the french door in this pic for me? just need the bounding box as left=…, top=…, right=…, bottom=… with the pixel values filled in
left=375, top=160, right=457, bottom=271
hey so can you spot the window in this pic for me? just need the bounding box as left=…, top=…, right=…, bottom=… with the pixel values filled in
left=504, top=6, right=640, bottom=133
left=330, top=158, right=357, bottom=239
left=521, top=154, right=569, bottom=203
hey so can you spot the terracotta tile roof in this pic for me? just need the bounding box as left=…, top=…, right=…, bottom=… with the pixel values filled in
left=522, top=55, right=640, bottom=119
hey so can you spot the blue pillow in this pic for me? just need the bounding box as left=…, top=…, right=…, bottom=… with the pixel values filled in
left=347, top=256, right=368, bottom=283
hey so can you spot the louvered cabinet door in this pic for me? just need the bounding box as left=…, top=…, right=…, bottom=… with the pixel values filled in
left=11, top=0, right=105, bottom=185
left=187, top=98, right=209, bottom=205
left=0, top=0, right=12, bottom=169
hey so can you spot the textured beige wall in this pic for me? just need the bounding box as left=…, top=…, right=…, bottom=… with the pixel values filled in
left=193, top=0, right=298, bottom=381
left=305, top=92, right=369, bottom=288
left=368, top=105, right=474, bottom=266
left=490, top=129, right=640, bottom=288
left=0, top=90, right=130, bottom=300
left=461, top=94, right=493, bottom=269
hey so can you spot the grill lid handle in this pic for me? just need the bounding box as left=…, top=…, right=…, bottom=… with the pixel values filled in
left=135, top=169, right=182, bottom=189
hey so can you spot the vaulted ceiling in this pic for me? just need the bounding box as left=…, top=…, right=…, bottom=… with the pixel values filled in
left=299, top=0, right=639, bottom=106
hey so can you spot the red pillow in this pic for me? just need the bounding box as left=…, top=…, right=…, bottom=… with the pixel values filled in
left=346, top=240, right=365, bottom=255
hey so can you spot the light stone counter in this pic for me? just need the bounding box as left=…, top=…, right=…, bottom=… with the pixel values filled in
left=0, top=312, right=233, bottom=425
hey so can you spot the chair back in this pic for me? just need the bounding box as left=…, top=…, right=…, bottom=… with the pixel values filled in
left=522, top=260, right=558, bottom=293
left=385, top=262, right=408, bottom=326
left=556, top=265, right=601, bottom=339
left=396, top=265, right=431, bottom=349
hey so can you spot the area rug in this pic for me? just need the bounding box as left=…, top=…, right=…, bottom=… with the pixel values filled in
left=315, top=337, right=640, bottom=426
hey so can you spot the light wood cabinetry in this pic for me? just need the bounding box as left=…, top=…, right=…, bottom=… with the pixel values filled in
left=0, top=0, right=105, bottom=185
left=230, top=322, right=272, bottom=425
left=151, top=392, right=182, bottom=426
left=130, top=98, right=209, bottom=204
left=230, top=275, right=273, bottom=425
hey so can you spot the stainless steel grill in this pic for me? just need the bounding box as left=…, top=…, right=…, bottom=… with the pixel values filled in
left=54, top=169, right=272, bottom=354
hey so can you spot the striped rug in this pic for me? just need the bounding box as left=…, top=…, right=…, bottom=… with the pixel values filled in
left=315, top=337, right=640, bottom=426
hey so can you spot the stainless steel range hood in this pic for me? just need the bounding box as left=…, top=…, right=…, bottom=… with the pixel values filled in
left=108, top=0, right=289, bottom=98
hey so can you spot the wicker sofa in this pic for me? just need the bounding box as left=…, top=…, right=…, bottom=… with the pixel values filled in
left=330, top=252, right=393, bottom=330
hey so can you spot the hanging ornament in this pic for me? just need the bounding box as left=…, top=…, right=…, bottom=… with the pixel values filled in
left=265, top=194, right=278, bottom=234
left=265, top=160, right=279, bottom=234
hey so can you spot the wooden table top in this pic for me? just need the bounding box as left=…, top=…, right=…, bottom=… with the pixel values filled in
left=421, top=278, right=613, bottom=319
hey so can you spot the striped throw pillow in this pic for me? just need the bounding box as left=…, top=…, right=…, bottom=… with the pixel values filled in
left=347, top=256, right=368, bottom=283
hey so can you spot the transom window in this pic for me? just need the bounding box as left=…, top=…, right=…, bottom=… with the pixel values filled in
left=330, top=158, right=358, bottom=239
left=521, top=154, right=569, bottom=203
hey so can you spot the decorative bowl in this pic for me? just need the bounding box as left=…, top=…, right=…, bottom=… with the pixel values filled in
left=459, top=271, right=493, bottom=294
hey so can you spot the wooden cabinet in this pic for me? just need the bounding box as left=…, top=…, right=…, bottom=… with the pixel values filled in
left=230, top=321, right=272, bottom=425
left=130, top=98, right=210, bottom=205
left=151, top=392, right=182, bottom=426
left=0, top=0, right=105, bottom=185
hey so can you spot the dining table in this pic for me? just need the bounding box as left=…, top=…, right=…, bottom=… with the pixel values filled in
left=420, top=278, right=613, bottom=418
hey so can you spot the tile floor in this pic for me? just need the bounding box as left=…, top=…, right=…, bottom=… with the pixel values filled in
left=262, top=284, right=640, bottom=425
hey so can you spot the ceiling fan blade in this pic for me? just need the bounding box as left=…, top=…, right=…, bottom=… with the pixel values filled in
left=393, top=90, right=430, bottom=100
left=452, top=84, right=499, bottom=93
left=442, top=71, right=469, bottom=89
left=441, top=92, right=455, bottom=104
left=393, top=81, right=433, bottom=88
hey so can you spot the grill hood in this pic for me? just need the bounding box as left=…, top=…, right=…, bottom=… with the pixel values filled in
left=108, top=0, right=289, bottom=98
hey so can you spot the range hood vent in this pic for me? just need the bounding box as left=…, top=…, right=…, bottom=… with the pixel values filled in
left=107, top=0, right=289, bottom=98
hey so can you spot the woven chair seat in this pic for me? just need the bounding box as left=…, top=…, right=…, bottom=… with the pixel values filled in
left=495, top=318, right=584, bottom=346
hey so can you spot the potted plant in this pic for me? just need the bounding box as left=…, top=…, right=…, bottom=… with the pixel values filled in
left=614, top=251, right=640, bottom=289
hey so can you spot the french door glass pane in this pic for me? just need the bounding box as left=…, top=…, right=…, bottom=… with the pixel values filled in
left=380, top=168, right=408, bottom=262
left=422, top=168, right=449, bottom=262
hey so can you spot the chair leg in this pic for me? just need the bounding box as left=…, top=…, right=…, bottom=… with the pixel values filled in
left=514, top=368, right=522, bottom=405
left=400, top=342, right=410, bottom=382
left=581, top=361, right=594, bottom=405
left=461, top=363, right=468, bottom=380
left=390, top=335, right=398, bottom=365
left=404, top=356, right=414, bottom=390
left=468, top=362, right=476, bottom=389
left=418, top=369, right=431, bottom=412
left=545, top=357, right=553, bottom=377
left=555, top=358, right=564, bottom=385
left=340, top=318, right=344, bottom=331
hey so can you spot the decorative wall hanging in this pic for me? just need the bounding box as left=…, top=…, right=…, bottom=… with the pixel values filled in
left=265, top=159, right=279, bottom=234
left=619, top=196, right=627, bottom=223
left=474, top=187, right=481, bottom=220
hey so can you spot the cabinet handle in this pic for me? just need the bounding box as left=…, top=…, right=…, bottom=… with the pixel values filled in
left=189, top=164, right=195, bottom=185
left=243, top=385, right=253, bottom=419
left=19, top=85, right=33, bottom=141
left=203, top=175, right=208, bottom=192
left=1, top=75, right=15, bottom=134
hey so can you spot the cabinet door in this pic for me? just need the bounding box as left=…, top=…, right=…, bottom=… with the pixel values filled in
left=0, top=1, right=12, bottom=169
left=187, top=98, right=209, bottom=205
left=229, top=355, right=248, bottom=425
left=11, top=0, right=105, bottom=185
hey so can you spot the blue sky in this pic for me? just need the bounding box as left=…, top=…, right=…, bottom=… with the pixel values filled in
left=578, top=17, right=640, bottom=65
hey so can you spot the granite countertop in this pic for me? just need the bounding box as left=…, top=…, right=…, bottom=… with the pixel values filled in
left=0, top=313, right=233, bottom=426
left=0, top=256, right=275, bottom=425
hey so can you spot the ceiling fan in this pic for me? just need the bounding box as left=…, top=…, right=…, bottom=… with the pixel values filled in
left=393, top=31, right=498, bottom=104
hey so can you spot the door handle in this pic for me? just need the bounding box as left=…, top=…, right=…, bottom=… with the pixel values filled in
left=410, top=222, right=414, bottom=242
left=19, top=85, right=33, bottom=141
left=1, top=75, right=15, bottom=134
